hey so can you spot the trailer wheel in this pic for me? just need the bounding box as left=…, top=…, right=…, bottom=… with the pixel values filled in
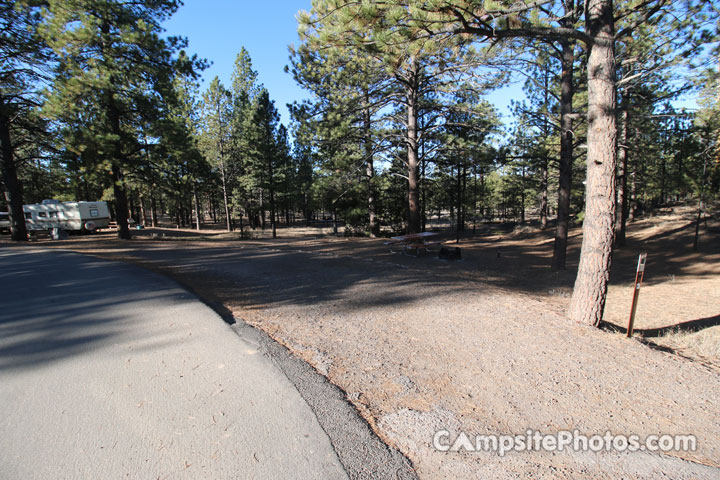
left=84, top=221, right=97, bottom=232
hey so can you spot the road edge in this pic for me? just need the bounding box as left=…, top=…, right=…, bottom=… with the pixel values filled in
left=41, top=245, right=418, bottom=480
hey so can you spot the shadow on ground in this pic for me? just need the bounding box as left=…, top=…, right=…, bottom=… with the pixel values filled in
left=0, top=250, right=183, bottom=372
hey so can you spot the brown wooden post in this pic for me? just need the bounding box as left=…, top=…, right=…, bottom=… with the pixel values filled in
left=627, top=252, right=647, bottom=337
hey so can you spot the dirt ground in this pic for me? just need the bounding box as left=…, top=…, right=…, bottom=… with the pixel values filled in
left=6, top=209, right=719, bottom=479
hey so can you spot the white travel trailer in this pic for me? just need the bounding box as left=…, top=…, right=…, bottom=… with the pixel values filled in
left=0, top=211, right=9, bottom=233
left=23, top=200, right=111, bottom=232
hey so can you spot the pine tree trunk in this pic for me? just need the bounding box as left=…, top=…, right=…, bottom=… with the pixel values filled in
left=405, top=69, right=421, bottom=234
left=106, top=96, right=130, bottom=238
left=462, top=165, right=467, bottom=230
left=421, top=155, right=427, bottom=232
left=111, top=164, right=131, bottom=239
left=193, top=183, right=201, bottom=231
left=456, top=164, right=464, bottom=233
left=268, top=158, right=277, bottom=239
left=150, top=194, right=157, bottom=227
left=128, top=193, right=136, bottom=224
left=139, top=193, right=148, bottom=226
left=539, top=65, right=550, bottom=231
left=0, top=102, right=28, bottom=241
left=219, top=161, right=232, bottom=232
left=304, top=194, right=311, bottom=227
left=615, top=104, right=628, bottom=246
left=628, top=152, right=637, bottom=221
left=568, top=0, right=617, bottom=326
left=540, top=157, right=549, bottom=230
left=363, top=95, right=380, bottom=237
left=520, top=166, right=526, bottom=224
left=260, top=190, right=266, bottom=230
left=100, top=21, right=131, bottom=240
left=551, top=38, right=576, bottom=270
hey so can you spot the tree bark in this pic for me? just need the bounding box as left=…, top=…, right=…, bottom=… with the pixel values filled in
left=260, top=190, right=266, bottom=230
left=0, top=101, right=28, bottom=241
left=150, top=193, right=157, bottom=227
left=520, top=166, right=526, bottom=224
left=219, top=161, right=232, bottom=232
left=268, top=158, right=277, bottom=239
left=193, top=183, right=201, bottom=231
left=100, top=20, right=131, bottom=240
left=628, top=145, right=637, bottom=221
left=693, top=155, right=708, bottom=252
left=539, top=157, right=549, bottom=230
left=364, top=97, right=380, bottom=237
left=568, top=0, right=617, bottom=326
left=107, top=103, right=130, bottom=239
left=421, top=152, right=427, bottom=232
left=615, top=103, right=628, bottom=246
left=139, top=193, right=148, bottom=226
left=551, top=37, right=576, bottom=270
left=405, top=65, right=421, bottom=234
left=128, top=193, right=136, bottom=223
left=111, top=163, right=131, bottom=239
left=539, top=63, right=551, bottom=231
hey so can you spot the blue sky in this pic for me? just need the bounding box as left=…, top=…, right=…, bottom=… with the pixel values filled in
left=163, top=1, right=314, bottom=126
left=162, top=1, right=697, bottom=132
left=162, top=0, right=524, bottom=128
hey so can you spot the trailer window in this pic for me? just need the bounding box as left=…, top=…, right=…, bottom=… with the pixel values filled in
left=38, top=212, right=47, bottom=218
left=25, top=212, right=31, bottom=219
left=90, top=209, right=99, bottom=217
left=48, top=211, right=57, bottom=218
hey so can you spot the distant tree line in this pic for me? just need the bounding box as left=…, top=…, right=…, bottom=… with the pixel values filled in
left=1, top=0, right=718, bottom=326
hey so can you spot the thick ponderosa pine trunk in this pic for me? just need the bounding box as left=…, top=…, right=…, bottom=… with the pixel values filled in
left=552, top=37, right=576, bottom=270
left=0, top=101, right=28, bottom=241
left=568, top=0, right=617, bottom=326
left=405, top=66, right=421, bottom=234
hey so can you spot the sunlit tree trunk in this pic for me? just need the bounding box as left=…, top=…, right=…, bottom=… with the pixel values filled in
left=568, top=0, right=617, bottom=326
left=219, top=160, right=231, bottom=232
left=193, top=183, right=201, bottom=231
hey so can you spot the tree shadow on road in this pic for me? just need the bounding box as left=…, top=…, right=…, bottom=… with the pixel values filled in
left=0, top=250, right=186, bottom=372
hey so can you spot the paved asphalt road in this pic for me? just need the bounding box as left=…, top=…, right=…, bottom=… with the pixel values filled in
left=0, top=248, right=348, bottom=479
